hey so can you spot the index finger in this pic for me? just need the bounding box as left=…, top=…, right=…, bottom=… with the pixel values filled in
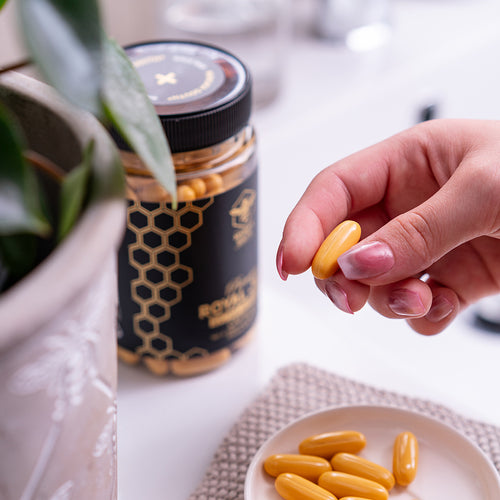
left=278, top=135, right=404, bottom=276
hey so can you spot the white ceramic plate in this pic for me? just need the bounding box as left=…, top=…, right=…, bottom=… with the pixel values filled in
left=244, top=405, right=500, bottom=500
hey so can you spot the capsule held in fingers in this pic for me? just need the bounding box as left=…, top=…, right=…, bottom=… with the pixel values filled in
left=275, top=473, right=338, bottom=500
left=393, top=431, right=418, bottom=486
left=299, top=431, right=366, bottom=459
left=264, top=454, right=332, bottom=482
left=311, top=220, right=361, bottom=279
left=318, top=471, right=388, bottom=500
left=331, top=453, right=395, bottom=491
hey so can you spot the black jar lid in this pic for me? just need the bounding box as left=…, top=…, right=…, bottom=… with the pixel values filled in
left=114, top=40, right=252, bottom=153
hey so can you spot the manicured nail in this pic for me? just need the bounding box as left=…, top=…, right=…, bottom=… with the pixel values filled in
left=338, top=241, right=395, bottom=280
left=276, top=241, right=288, bottom=281
left=389, top=289, right=426, bottom=317
left=324, top=282, right=353, bottom=314
left=426, top=295, right=454, bottom=323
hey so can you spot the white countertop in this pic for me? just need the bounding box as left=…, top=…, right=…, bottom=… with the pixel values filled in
left=112, top=1, right=500, bottom=499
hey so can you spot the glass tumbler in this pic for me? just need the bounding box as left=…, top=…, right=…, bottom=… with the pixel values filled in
left=161, top=0, right=290, bottom=107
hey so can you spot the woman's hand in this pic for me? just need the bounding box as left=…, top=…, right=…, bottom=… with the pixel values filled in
left=277, top=119, right=500, bottom=335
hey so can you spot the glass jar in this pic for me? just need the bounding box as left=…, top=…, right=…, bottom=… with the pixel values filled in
left=114, top=41, right=258, bottom=376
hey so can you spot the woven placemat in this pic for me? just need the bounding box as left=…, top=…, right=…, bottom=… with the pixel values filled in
left=189, top=362, right=500, bottom=499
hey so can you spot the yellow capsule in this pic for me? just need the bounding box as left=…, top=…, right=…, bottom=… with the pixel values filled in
left=117, top=346, right=140, bottom=365
left=275, top=473, right=338, bottom=500
left=318, top=471, right=388, bottom=500
left=129, top=177, right=171, bottom=202
left=203, top=173, right=224, bottom=194
left=311, top=220, right=361, bottom=279
left=186, top=178, right=207, bottom=198
left=177, top=184, right=197, bottom=202
left=331, top=453, right=395, bottom=491
left=299, top=431, right=366, bottom=459
left=264, top=454, right=332, bottom=482
left=392, top=431, right=418, bottom=486
left=338, top=498, right=374, bottom=500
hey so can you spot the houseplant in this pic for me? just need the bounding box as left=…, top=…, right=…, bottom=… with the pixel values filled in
left=0, top=0, right=176, bottom=498
left=0, top=0, right=177, bottom=291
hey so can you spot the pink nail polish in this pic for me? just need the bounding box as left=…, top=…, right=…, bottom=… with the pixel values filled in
left=426, top=295, right=454, bottom=323
left=324, top=282, right=353, bottom=314
left=338, top=241, right=394, bottom=280
left=276, top=241, right=288, bottom=281
left=389, top=289, right=426, bottom=317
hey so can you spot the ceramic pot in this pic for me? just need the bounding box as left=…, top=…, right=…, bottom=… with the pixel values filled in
left=0, top=72, right=125, bottom=500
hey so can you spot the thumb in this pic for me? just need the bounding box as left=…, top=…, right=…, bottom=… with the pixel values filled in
left=337, top=172, right=494, bottom=284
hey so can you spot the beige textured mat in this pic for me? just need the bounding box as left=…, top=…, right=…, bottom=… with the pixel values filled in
left=189, top=362, right=500, bottom=499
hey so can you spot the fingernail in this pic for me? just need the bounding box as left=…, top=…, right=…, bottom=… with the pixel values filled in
left=324, top=282, right=353, bottom=314
left=389, top=289, right=426, bottom=317
left=426, top=295, right=454, bottom=323
left=276, top=241, right=288, bottom=281
left=338, top=241, right=395, bottom=280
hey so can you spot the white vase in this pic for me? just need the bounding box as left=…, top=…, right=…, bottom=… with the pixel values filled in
left=0, top=72, right=125, bottom=500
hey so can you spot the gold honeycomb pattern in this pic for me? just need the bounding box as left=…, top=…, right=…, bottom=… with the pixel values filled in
left=127, top=198, right=214, bottom=359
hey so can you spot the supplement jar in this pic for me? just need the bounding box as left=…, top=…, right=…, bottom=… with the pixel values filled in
left=114, top=41, right=258, bottom=376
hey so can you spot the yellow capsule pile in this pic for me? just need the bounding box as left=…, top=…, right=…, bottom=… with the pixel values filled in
left=264, top=430, right=419, bottom=500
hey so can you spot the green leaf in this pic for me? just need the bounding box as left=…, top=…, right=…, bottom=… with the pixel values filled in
left=0, top=102, right=51, bottom=236
left=101, top=37, right=177, bottom=205
left=17, top=0, right=104, bottom=117
left=58, top=140, right=93, bottom=242
left=0, top=0, right=9, bottom=11
left=86, top=137, right=125, bottom=203
left=59, top=136, right=126, bottom=239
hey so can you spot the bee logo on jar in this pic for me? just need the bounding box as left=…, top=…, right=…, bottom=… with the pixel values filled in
left=230, top=189, right=256, bottom=249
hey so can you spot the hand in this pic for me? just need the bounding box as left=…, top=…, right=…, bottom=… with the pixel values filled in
left=277, top=119, right=500, bottom=335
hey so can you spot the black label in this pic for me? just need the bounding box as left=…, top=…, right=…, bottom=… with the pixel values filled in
left=117, top=168, right=258, bottom=360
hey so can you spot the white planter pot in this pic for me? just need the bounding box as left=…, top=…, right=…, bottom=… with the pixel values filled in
left=0, top=72, right=125, bottom=500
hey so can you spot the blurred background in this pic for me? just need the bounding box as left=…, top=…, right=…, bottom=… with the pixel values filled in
left=3, top=0, right=500, bottom=119
left=3, top=0, right=500, bottom=126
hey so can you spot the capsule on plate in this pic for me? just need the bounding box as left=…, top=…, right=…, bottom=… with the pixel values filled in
left=338, top=497, right=376, bottom=500
left=275, top=473, right=338, bottom=500
left=337, top=498, right=376, bottom=500
left=318, top=471, right=389, bottom=500
left=311, top=220, right=361, bottom=279
left=299, top=431, right=366, bottom=459
left=392, top=431, right=419, bottom=486
left=264, top=454, right=332, bottom=481
left=331, top=453, right=395, bottom=491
